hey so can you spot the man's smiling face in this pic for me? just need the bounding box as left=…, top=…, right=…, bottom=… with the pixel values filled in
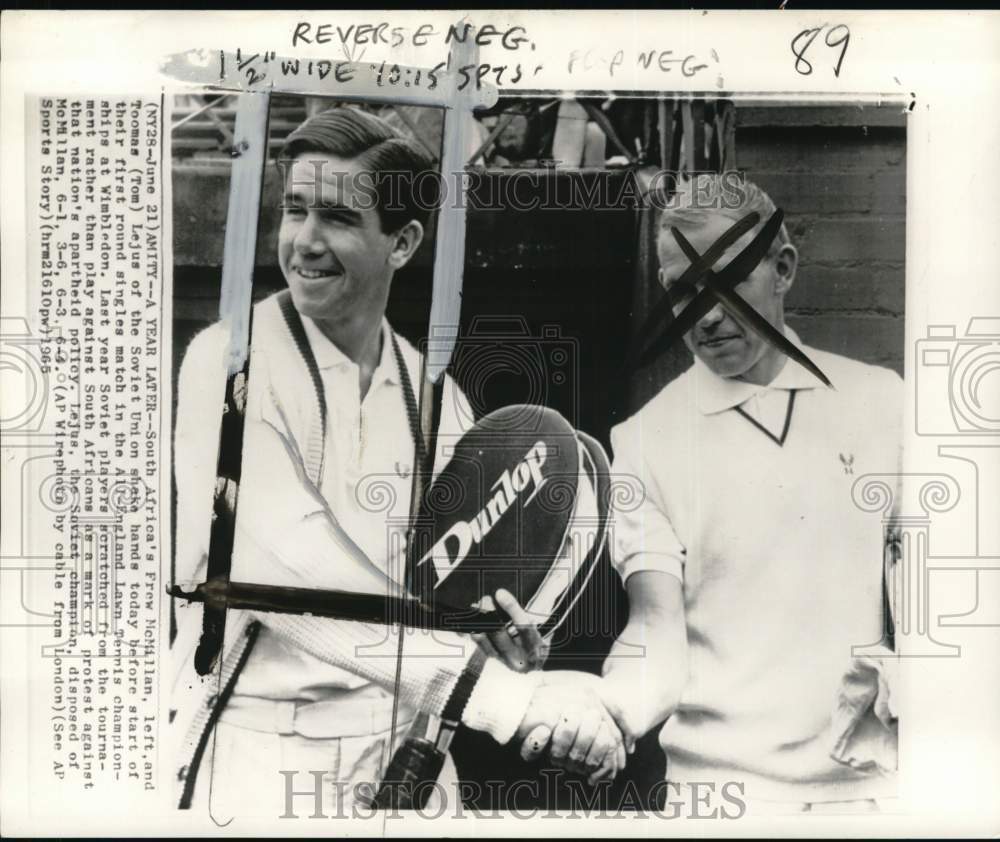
left=658, top=212, right=796, bottom=384
left=278, top=153, right=397, bottom=329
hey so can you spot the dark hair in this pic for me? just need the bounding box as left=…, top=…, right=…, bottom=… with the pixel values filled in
left=277, top=106, right=438, bottom=233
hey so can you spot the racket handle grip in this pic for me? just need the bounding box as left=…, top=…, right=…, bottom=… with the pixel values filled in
left=369, top=736, right=446, bottom=810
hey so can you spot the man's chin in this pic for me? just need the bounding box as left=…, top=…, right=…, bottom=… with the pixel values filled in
left=694, top=350, right=750, bottom=379
left=287, top=287, right=338, bottom=320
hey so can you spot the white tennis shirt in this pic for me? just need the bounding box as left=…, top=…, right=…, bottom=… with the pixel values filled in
left=609, top=328, right=902, bottom=802
left=172, top=294, right=536, bottom=752
left=229, top=313, right=471, bottom=702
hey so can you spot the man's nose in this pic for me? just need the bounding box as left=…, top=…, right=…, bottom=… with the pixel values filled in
left=294, top=213, right=325, bottom=254
left=697, top=300, right=726, bottom=329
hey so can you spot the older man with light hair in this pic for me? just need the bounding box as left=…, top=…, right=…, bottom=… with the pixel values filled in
left=535, top=174, right=902, bottom=813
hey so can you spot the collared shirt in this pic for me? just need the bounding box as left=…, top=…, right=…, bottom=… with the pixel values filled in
left=302, top=314, right=427, bottom=576
left=691, top=333, right=826, bottom=440
left=235, top=315, right=473, bottom=701
left=609, top=327, right=903, bottom=802
left=172, top=293, right=537, bottom=763
left=173, top=299, right=474, bottom=702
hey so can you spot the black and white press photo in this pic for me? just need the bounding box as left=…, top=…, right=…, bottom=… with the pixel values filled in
left=168, top=91, right=905, bottom=820
left=4, top=10, right=999, bottom=840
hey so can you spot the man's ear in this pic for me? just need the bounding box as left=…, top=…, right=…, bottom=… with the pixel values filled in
left=772, top=243, right=798, bottom=297
left=657, top=267, right=666, bottom=289
left=387, top=219, right=425, bottom=270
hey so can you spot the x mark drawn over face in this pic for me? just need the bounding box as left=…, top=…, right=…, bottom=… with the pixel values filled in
left=632, top=209, right=832, bottom=388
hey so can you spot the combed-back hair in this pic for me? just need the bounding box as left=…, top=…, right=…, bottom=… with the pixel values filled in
left=658, top=174, right=791, bottom=259
left=278, top=106, right=439, bottom=233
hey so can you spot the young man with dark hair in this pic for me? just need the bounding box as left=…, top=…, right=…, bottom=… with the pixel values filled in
left=172, top=107, right=627, bottom=816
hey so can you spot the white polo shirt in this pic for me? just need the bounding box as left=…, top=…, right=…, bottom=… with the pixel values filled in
left=231, top=314, right=475, bottom=702
left=171, top=293, right=542, bottom=808
left=173, top=295, right=481, bottom=707
left=609, top=329, right=902, bottom=802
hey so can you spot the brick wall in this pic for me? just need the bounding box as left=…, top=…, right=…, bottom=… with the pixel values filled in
left=172, top=103, right=907, bottom=428
left=736, top=106, right=906, bottom=373
left=612, top=104, right=907, bottom=416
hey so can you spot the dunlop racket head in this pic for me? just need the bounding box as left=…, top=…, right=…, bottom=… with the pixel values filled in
left=413, top=404, right=579, bottom=628
left=534, top=429, right=612, bottom=639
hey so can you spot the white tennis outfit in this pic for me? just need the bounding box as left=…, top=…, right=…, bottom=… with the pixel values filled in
left=172, top=294, right=534, bottom=818
left=610, top=328, right=902, bottom=805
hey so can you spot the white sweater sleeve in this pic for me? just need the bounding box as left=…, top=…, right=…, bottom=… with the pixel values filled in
left=608, top=419, right=686, bottom=584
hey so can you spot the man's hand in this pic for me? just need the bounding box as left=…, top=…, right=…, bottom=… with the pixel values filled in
left=473, top=588, right=549, bottom=673
left=514, top=672, right=634, bottom=785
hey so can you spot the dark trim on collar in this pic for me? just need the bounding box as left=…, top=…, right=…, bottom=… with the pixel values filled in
left=733, top=389, right=797, bottom=446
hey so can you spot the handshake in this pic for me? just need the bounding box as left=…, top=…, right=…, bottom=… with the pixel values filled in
left=515, top=670, right=635, bottom=785
left=477, top=590, right=636, bottom=786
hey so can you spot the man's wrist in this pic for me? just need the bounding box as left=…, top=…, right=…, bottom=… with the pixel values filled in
left=461, top=657, right=543, bottom=745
